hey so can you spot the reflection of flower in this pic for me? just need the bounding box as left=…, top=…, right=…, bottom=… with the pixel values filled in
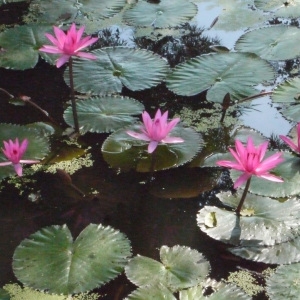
left=39, top=23, right=98, bottom=68
left=217, top=137, right=284, bottom=188
left=126, top=109, right=184, bottom=153
left=0, top=138, right=39, bottom=176
left=280, top=123, right=300, bottom=154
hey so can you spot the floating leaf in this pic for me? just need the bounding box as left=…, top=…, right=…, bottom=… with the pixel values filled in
left=166, top=52, right=275, bottom=102
left=79, top=0, right=125, bottom=20
left=125, top=284, right=176, bottom=300
left=266, top=263, right=300, bottom=300
left=0, top=24, right=56, bottom=70
left=123, top=0, right=197, bottom=28
left=235, top=26, right=300, bottom=60
left=231, top=152, right=300, bottom=197
left=254, top=0, right=300, bottom=18
left=0, top=124, right=50, bottom=180
left=125, top=245, right=210, bottom=292
left=101, top=123, right=203, bottom=172
left=179, top=283, right=251, bottom=300
left=25, top=0, right=77, bottom=24
left=0, top=288, right=10, bottom=300
left=65, top=47, right=169, bottom=95
left=229, top=233, right=300, bottom=264
left=280, top=104, right=300, bottom=122
left=63, top=96, right=144, bottom=133
left=272, top=77, right=300, bottom=103
left=13, top=224, right=131, bottom=294
left=197, top=191, right=300, bottom=246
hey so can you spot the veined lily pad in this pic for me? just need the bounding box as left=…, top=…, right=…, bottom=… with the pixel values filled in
left=231, top=152, right=300, bottom=197
left=235, top=26, right=300, bottom=60
left=197, top=191, right=300, bottom=246
left=125, top=245, right=210, bottom=292
left=0, top=24, right=56, bottom=70
left=25, top=0, right=77, bottom=24
left=179, top=283, right=251, bottom=300
left=254, top=0, right=300, bottom=18
left=0, top=124, right=50, bottom=180
left=12, top=224, right=131, bottom=294
left=101, top=123, right=203, bottom=172
left=272, top=77, right=300, bottom=104
left=63, top=96, right=144, bottom=133
left=229, top=233, right=300, bottom=264
left=166, top=52, right=275, bottom=102
left=65, top=47, right=169, bottom=95
left=266, top=263, right=300, bottom=300
left=123, top=0, right=197, bottom=28
left=125, top=284, right=176, bottom=300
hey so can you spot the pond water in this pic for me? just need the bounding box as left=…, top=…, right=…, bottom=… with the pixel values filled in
left=0, top=1, right=299, bottom=300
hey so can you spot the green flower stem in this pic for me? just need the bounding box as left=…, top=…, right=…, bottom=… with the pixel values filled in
left=68, top=57, right=80, bottom=133
left=235, top=177, right=251, bottom=216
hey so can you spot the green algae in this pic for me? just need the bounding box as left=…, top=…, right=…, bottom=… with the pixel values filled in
left=226, top=270, right=264, bottom=296
left=3, top=284, right=99, bottom=300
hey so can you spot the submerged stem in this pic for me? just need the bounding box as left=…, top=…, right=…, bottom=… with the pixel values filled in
left=235, top=177, right=251, bottom=216
left=68, top=57, right=80, bottom=133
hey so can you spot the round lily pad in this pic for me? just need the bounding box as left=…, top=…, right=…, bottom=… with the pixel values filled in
left=166, top=52, right=275, bottom=102
left=65, top=47, right=169, bottom=95
left=235, top=25, right=300, bottom=60
left=123, top=0, right=197, bottom=28
left=125, top=284, right=176, bottom=300
left=266, top=263, right=300, bottom=300
left=254, top=0, right=300, bottom=18
left=0, top=24, right=56, bottom=70
left=125, top=245, right=210, bottom=292
left=13, top=224, right=132, bottom=294
left=229, top=233, right=300, bottom=264
left=63, top=96, right=144, bottom=133
left=101, top=123, right=203, bottom=172
left=197, top=191, right=300, bottom=246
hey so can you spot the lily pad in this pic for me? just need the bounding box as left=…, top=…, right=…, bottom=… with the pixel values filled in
left=179, top=283, right=251, bottom=300
left=66, top=47, right=169, bottom=95
left=230, top=152, right=300, bottom=197
left=125, top=284, right=176, bottom=300
left=254, top=0, right=300, bottom=18
left=266, top=263, right=300, bottom=300
left=272, top=77, right=300, bottom=104
left=63, top=96, right=144, bottom=133
left=197, top=191, right=300, bottom=246
left=101, top=123, right=203, bottom=172
left=235, top=25, right=300, bottom=60
left=229, top=233, right=300, bottom=264
left=166, top=52, right=275, bottom=102
left=0, top=123, right=50, bottom=180
left=125, top=245, right=210, bottom=292
left=79, top=0, right=125, bottom=20
left=12, top=224, right=131, bottom=294
left=0, top=288, right=10, bottom=300
left=0, top=24, right=56, bottom=70
left=24, top=0, right=78, bottom=24
left=123, top=0, right=197, bottom=28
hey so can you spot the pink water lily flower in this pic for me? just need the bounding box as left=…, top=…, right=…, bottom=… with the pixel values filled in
left=279, top=123, right=300, bottom=154
left=39, top=23, right=98, bottom=68
left=0, top=138, right=39, bottom=176
left=217, top=137, right=284, bottom=189
left=126, top=109, right=184, bottom=153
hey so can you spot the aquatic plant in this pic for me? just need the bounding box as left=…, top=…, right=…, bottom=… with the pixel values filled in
left=279, top=122, right=300, bottom=154
left=126, top=109, right=184, bottom=153
left=0, top=138, right=39, bottom=176
left=40, top=23, right=98, bottom=133
left=216, top=137, right=283, bottom=214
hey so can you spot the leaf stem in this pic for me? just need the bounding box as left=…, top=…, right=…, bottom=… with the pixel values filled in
left=235, top=177, right=251, bottom=216
left=68, top=57, right=80, bottom=133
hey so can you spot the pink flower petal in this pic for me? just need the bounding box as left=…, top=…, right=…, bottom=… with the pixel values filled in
left=233, top=172, right=251, bottom=189
left=13, top=163, right=22, bottom=176
left=279, top=135, right=298, bottom=152
left=126, top=130, right=150, bottom=141
left=148, top=141, right=158, bottom=153
left=162, top=136, right=184, bottom=143
left=259, top=173, right=284, bottom=182
left=56, top=55, right=70, bottom=67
